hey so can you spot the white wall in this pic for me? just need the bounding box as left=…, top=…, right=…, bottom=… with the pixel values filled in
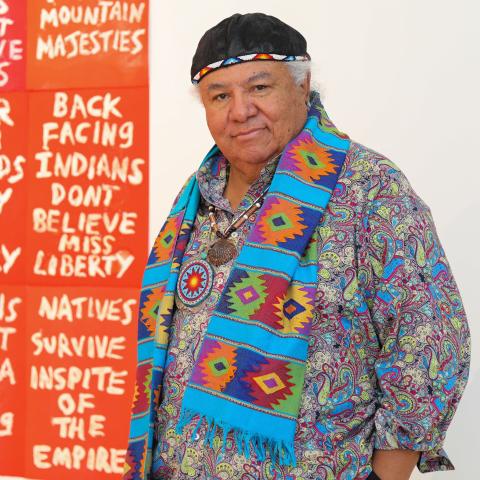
left=150, top=1, right=479, bottom=478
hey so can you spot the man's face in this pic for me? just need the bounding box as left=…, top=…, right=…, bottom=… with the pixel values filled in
left=198, top=61, right=310, bottom=170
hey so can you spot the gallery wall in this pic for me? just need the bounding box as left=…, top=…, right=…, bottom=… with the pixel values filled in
left=149, top=1, right=479, bottom=479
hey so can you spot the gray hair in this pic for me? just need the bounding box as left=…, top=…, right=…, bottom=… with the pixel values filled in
left=286, top=61, right=311, bottom=86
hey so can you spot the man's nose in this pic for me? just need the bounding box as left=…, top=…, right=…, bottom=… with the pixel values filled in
left=229, top=92, right=257, bottom=122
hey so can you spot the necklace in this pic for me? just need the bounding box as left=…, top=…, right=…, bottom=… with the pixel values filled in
left=206, top=186, right=269, bottom=266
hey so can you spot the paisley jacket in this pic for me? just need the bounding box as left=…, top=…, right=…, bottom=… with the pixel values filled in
left=151, top=141, right=470, bottom=480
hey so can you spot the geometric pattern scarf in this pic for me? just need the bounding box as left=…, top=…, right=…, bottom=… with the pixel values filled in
left=123, top=92, right=351, bottom=479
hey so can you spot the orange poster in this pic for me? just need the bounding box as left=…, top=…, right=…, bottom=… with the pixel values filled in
left=0, top=285, right=26, bottom=476
left=0, top=92, right=27, bottom=284
left=1, top=1, right=149, bottom=478
left=26, top=88, right=149, bottom=287
left=27, top=0, right=148, bottom=89
left=25, top=286, right=137, bottom=479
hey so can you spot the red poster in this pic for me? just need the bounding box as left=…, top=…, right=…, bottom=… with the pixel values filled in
left=0, top=285, right=26, bottom=476
left=25, top=286, right=138, bottom=479
left=27, top=0, right=148, bottom=90
left=0, top=0, right=26, bottom=91
left=1, top=2, right=149, bottom=478
left=0, top=92, right=27, bottom=284
left=26, top=88, right=149, bottom=287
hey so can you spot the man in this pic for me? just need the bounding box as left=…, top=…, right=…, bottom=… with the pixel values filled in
left=123, top=13, right=470, bottom=480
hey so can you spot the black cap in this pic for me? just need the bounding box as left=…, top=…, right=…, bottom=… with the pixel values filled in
left=191, top=13, right=310, bottom=83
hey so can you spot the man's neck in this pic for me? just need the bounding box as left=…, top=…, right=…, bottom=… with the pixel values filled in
left=224, top=161, right=265, bottom=211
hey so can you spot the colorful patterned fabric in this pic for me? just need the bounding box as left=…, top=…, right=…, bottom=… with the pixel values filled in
left=177, top=259, right=214, bottom=306
left=123, top=94, right=352, bottom=479
left=151, top=141, right=470, bottom=480
left=192, top=53, right=310, bottom=84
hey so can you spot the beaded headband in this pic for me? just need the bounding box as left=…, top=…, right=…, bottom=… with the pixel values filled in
left=192, top=53, right=311, bottom=84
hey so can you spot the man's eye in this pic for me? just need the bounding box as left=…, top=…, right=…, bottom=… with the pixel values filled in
left=213, top=93, right=228, bottom=101
left=254, top=84, right=269, bottom=91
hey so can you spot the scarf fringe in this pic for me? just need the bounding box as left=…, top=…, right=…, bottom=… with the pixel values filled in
left=175, top=408, right=297, bottom=467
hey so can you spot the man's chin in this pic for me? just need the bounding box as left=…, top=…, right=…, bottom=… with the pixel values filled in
left=233, top=151, right=279, bottom=167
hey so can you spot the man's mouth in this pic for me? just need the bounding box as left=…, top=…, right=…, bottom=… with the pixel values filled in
left=233, top=127, right=264, bottom=138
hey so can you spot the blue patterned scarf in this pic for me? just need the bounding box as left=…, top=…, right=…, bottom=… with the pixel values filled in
left=123, top=93, right=350, bottom=479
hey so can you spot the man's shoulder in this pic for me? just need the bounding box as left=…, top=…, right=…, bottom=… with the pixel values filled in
left=343, top=140, right=418, bottom=193
left=345, top=141, right=405, bottom=181
left=171, top=172, right=197, bottom=211
left=340, top=141, right=429, bottom=213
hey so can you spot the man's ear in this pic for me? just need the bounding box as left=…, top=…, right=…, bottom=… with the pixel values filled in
left=301, top=72, right=311, bottom=104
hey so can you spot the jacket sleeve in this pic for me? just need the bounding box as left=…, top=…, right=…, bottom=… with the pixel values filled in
left=360, top=164, right=470, bottom=472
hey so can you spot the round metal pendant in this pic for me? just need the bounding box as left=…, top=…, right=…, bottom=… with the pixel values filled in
left=207, top=239, right=237, bottom=266
left=177, top=259, right=214, bottom=307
